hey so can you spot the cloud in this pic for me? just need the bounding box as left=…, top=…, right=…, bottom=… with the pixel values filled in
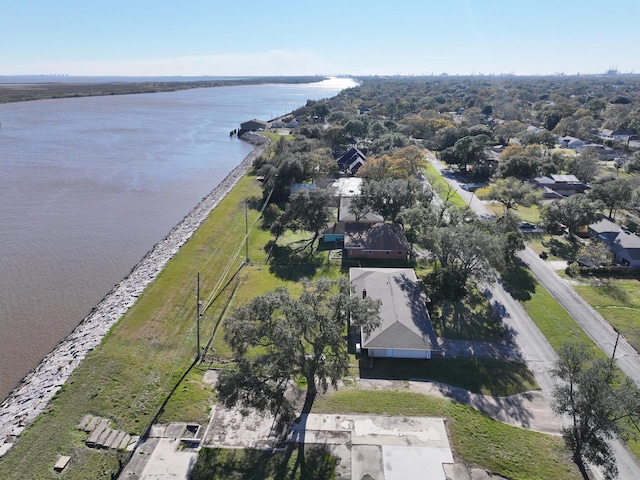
left=7, top=49, right=331, bottom=76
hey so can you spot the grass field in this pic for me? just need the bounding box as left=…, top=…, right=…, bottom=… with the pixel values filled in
left=357, top=357, right=538, bottom=397
left=485, top=203, right=542, bottom=224
left=501, top=264, right=640, bottom=460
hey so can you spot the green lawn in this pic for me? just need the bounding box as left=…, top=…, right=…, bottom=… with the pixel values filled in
left=501, top=264, right=640, bottom=461
left=573, top=277, right=640, bottom=353
left=526, top=234, right=581, bottom=261
left=430, top=286, right=508, bottom=341
left=357, top=357, right=538, bottom=397
left=485, top=203, right=542, bottom=224
left=0, top=152, right=584, bottom=479
left=424, top=162, right=468, bottom=208
left=501, top=265, right=604, bottom=355
left=313, top=389, right=581, bottom=480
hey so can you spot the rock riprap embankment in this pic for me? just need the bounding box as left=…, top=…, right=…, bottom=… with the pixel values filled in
left=0, top=133, right=269, bottom=456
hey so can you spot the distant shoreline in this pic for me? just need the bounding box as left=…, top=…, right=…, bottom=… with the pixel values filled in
left=0, top=76, right=327, bottom=104
left=0, top=132, right=269, bottom=456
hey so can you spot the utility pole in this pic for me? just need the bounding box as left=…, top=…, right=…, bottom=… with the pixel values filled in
left=196, top=273, right=202, bottom=360
left=611, top=326, right=620, bottom=365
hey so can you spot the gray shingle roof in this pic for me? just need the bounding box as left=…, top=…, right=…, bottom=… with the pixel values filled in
left=350, top=268, right=436, bottom=351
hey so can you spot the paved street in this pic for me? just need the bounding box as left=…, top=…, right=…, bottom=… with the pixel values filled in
left=518, top=246, right=640, bottom=385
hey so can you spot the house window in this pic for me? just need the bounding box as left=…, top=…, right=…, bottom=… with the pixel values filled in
left=386, top=251, right=390, bottom=255
left=398, top=251, right=402, bottom=255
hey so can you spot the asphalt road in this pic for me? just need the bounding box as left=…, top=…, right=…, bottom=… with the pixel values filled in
left=427, top=154, right=640, bottom=479
left=518, top=247, right=640, bottom=384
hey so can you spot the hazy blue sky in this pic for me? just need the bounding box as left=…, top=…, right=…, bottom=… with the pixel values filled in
left=2, top=0, right=638, bottom=76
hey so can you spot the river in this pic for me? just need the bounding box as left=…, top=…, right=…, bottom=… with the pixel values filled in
left=0, top=77, right=356, bottom=400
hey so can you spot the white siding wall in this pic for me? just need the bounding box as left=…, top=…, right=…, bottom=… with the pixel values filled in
left=369, top=349, right=431, bottom=359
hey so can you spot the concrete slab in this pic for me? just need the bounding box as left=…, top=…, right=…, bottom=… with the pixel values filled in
left=118, top=434, right=131, bottom=450
left=444, top=463, right=471, bottom=480
left=109, top=431, right=125, bottom=449
left=119, top=437, right=159, bottom=480
left=327, top=443, right=351, bottom=480
left=351, top=445, right=383, bottom=480
left=149, top=424, right=167, bottom=437
left=203, top=404, right=279, bottom=449
left=382, top=446, right=452, bottom=480
left=77, top=414, right=94, bottom=431
left=85, top=415, right=100, bottom=432
left=289, top=415, right=454, bottom=480
left=138, top=438, right=197, bottom=480
left=165, top=423, right=186, bottom=438
left=293, top=414, right=450, bottom=448
left=351, top=416, right=449, bottom=448
left=54, top=455, right=71, bottom=472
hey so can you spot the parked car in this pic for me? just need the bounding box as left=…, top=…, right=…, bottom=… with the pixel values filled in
left=519, top=222, right=543, bottom=233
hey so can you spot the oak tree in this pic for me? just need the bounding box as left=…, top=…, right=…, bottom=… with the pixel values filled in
left=552, top=344, right=640, bottom=479
left=216, top=277, right=381, bottom=423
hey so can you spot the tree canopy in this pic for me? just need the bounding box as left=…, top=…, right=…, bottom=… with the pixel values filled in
left=216, top=277, right=381, bottom=423
left=541, top=195, right=602, bottom=238
left=481, top=177, right=542, bottom=210
left=271, top=188, right=334, bottom=253
left=589, top=177, right=637, bottom=218
left=551, top=344, right=640, bottom=479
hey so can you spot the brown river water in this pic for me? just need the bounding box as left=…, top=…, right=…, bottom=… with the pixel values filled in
left=0, top=78, right=355, bottom=400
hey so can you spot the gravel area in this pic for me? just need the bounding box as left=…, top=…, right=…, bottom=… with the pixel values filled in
left=0, top=133, right=269, bottom=456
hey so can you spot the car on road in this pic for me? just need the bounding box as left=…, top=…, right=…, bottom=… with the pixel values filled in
left=461, top=183, right=485, bottom=192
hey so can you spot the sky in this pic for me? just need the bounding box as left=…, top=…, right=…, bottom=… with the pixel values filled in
left=2, top=0, right=639, bottom=77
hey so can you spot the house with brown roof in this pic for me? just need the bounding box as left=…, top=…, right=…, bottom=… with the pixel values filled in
left=350, top=267, right=436, bottom=359
left=344, top=222, right=411, bottom=260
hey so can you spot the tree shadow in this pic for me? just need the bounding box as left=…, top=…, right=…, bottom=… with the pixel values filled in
left=500, top=264, right=536, bottom=301
left=434, top=289, right=507, bottom=341
left=265, top=241, right=323, bottom=281
left=358, top=357, right=535, bottom=398
left=594, top=278, right=630, bottom=303
left=542, top=237, right=580, bottom=261
left=191, top=444, right=337, bottom=480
